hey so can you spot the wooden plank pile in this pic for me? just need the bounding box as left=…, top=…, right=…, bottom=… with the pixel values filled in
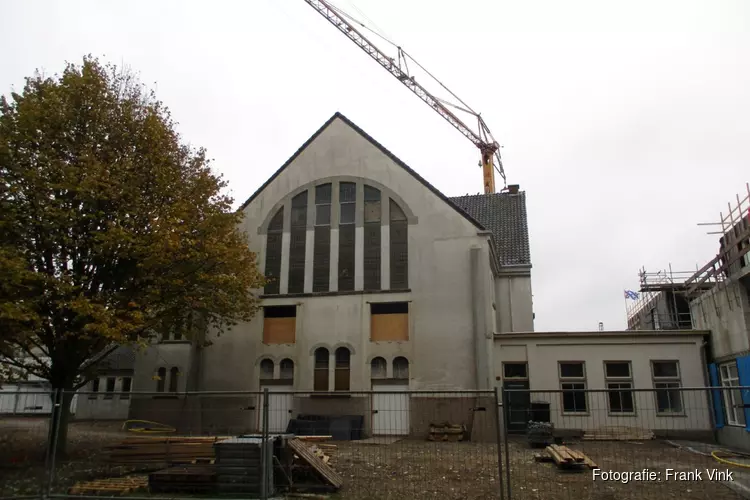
left=68, top=475, right=148, bottom=496
left=106, top=436, right=228, bottom=465
left=288, top=438, right=343, bottom=490
left=583, top=426, right=654, bottom=441
left=214, top=437, right=272, bottom=496
left=535, top=444, right=598, bottom=472
left=149, top=466, right=216, bottom=494
left=428, top=422, right=467, bottom=442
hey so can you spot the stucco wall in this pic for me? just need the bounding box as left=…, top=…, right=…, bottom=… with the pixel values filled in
left=691, top=281, right=750, bottom=360
left=493, top=333, right=712, bottom=433
left=495, top=274, right=534, bottom=333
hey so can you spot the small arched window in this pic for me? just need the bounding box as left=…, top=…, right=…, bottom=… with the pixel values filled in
left=260, top=359, right=274, bottom=380
left=280, top=358, right=294, bottom=381
left=335, top=347, right=351, bottom=391
left=156, top=367, right=167, bottom=392
left=314, top=348, right=329, bottom=391
left=168, top=367, right=179, bottom=392
left=371, top=357, right=387, bottom=379
left=393, top=357, right=409, bottom=380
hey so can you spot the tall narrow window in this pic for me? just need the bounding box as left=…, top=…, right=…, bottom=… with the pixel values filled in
left=719, top=362, right=745, bottom=426
left=260, top=359, right=274, bottom=381
left=104, top=377, right=116, bottom=399
left=652, top=360, right=682, bottom=414
left=121, top=377, right=132, bottom=400
left=605, top=361, right=634, bottom=414
left=288, top=191, right=308, bottom=294
left=314, top=348, right=329, bottom=391
left=393, top=357, right=409, bottom=379
left=313, top=184, right=332, bottom=292
left=338, top=182, right=356, bottom=291
left=156, top=367, right=167, bottom=393
left=264, top=207, right=284, bottom=295
left=363, top=186, right=381, bottom=290
left=280, top=359, right=295, bottom=381
left=371, top=357, right=387, bottom=379
left=89, top=378, right=100, bottom=399
left=169, top=367, right=179, bottom=393
left=335, top=347, right=351, bottom=391
left=559, top=362, right=587, bottom=413
left=389, top=199, right=408, bottom=289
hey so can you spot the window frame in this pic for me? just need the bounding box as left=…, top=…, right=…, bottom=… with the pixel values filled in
left=314, top=347, right=330, bottom=392
left=334, top=347, right=351, bottom=391
left=719, top=361, right=746, bottom=427
left=392, top=356, right=409, bottom=380
left=558, top=362, right=587, bottom=415
left=370, top=357, right=387, bottom=380
left=121, top=377, right=132, bottom=400
left=503, top=362, right=528, bottom=380
left=103, top=377, right=116, bottom=400
left=89, top=378, right=100, bottom=400
left=604, top=361, right=635, bottom=415
left=651, top=360, right=683, bottom=415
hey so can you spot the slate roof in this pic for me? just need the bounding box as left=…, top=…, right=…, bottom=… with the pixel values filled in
left=96, top=346, right=136, bottom=372
left=450, top=193, right=531, bottom=267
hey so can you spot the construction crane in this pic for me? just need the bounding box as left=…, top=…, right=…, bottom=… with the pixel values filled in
left=302, top=0, right=506, bottom=194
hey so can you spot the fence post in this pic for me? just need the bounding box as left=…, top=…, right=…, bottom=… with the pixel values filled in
left=44, top=389, right=63, bottom=499
left=502, top=387, right=512, bottom=500
left=494, top=386, right=505, bottom=500
left=260, top=387, right=270, bottom=500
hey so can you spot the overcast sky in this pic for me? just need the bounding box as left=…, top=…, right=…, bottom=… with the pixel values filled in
left=2, top=0, right=748, bottom=331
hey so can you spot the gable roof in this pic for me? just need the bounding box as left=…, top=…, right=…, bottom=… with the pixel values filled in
left=237, top=112, right=483, bottom=231
left=238, top=111, right=531, bottom=268
left=450, top=193, right=531, bottom=267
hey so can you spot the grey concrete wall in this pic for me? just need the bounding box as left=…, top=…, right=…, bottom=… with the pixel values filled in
left=495, top=273, right=534, bottom=333
left=717, top=424, right=750, bottom=451
left=691, top=281, right=750, bottom=360
left=75, top=375, right=132, bottom=420
left=132, top=342, right=193, bottom=393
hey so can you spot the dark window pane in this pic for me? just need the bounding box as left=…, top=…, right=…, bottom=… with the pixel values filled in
left=157, top=368, right=166, bottom=392
left=268, top=207, right=284, bottom=231
left=314, top=348, right=329, bottom=368
left=562, top=383, right=586, bottom=412
left=335, top=347, right=350, bottom=367
left=264, top=306, right=296, bottom=318
left=288, top=229, right=306, bottom=294
left=607, top=383, right=634, bottom=412
left=655, top=383, right=682, bottom=412
left=364, top=185, right=380, bottom=201
left=92, top=379, right=100, bottom=392
left=340, top=182, right=356, bottom=203
left=390, top=221, right=408, bottom=289
left=291, top=191, right=308, bottom=228
left=315, top=183, right=332, bottom=204
left=338, top=224, right=355, bottom=291
left=260, top=359, right=274, bottom=379
left=313, top=227, right=331, bottom=292
left=122, top=378, right=132, bottom=393
left=316, top=204, right=331, bottom=225
left=393, top=357, right=409, bottom=379
left=371, top=357, right=387, bottom=379
left=334, top=368, right=350, bottom=391
left=169, top=367, right=179, bottom=393
left=371, top=302, right=408, bottom=314
left=106, top=377, right=116, bottom=392
left=605, top=362, right=631, bottom=378
left=280, top=359, right=294, bottom=380
left=340, top=203, right=355, bottom=224
left=653, top=361, right=679, bottom=378
left=390, top=199, right=406, bottom=221
left=314, top=369, right=328, bottom=391
left=560, top=363, right=584, bottom=378
left=504, top=363, right=527, bottom=379
left=363, top=223, right=381, bottom=290
left=264, top=232, right=283, bottom=295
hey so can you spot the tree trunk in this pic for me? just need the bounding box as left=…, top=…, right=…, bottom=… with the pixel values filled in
left=46, top=386, right=74, bottom=462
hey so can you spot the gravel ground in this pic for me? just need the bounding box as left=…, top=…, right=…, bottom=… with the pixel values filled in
left=1, top=418, right=745, bottom=499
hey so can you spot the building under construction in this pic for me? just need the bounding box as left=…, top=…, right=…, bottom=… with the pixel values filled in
left=628, top=183, right=750, bottom=449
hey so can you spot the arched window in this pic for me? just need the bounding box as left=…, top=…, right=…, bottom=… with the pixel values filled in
left=371, top=357, right=387, bottom=379
left=260, top=359, right=274, bottom=380
left=288, top=191, right=308, bottom=294
left=156, top=367, right=167, bottom=392
left=393, top=357, right=409, bottom=380
left=335, top=347, right=351, bottom=391
left=280, top=359, right=294, bottom=381
left=264, top=207, right=284, bottom=294
left=390, top=199, right=409, bottom=289
left=314, top=348, right=329, bottom=391
left=338, top=182, right=356, bottom=291
left=363, top=186, right=382, bottom=290
left=313, top=184, right=332, bottom=292
left=168, top=367, right=179, bottom=392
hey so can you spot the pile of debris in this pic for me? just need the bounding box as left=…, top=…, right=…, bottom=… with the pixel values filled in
left=428, top=422, right=467, bottom=442
left=526, top=421, right=554, bottom=448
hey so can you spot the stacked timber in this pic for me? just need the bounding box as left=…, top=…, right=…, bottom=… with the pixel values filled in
left=428, top=422, right=466, bottom=442
left=535, top=444, right=598, bottom=472
left=214, top=437, right=274, bottom=496
left=583, top=426, right=654, bottom=441
left=106, top=437, right=227, bottom=465
left=68, top=475, right=148, bottom=496
left=149, top=466, right=216, bottom=494
left=288, top=438, right=343, bottom=490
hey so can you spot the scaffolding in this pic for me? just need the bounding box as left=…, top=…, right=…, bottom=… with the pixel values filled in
left=625, top=265, right=701, bottom=330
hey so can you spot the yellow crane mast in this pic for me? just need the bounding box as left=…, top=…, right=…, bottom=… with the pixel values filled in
left=302, top=0, right=507, bottom=194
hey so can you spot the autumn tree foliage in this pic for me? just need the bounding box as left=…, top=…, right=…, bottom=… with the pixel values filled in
left=0, top=57, right=265, bottom=454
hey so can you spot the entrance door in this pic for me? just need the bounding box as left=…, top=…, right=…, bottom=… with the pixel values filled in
left=372, top=383, right=410, bottom=436
left=259, top=385, right=294, bottom=433
left=503, top=380, right=530, bottom=433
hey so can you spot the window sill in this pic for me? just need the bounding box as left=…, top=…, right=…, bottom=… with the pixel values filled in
left=655, top=412, right=687, bottom=418
left=310, top=393, right=352, bottom=399
left=261, top=288, right=411, bottom=299
left=561, top=412, right=589, bottom=416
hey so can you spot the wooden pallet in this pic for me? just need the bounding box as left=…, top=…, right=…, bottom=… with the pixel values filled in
left=535, top=445, right=597, bottom=471
left=288, top=438, right=343, bottom=489
left=68, top=475, right=148, bottom=496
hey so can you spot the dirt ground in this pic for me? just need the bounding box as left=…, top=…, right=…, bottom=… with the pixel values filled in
left=0, top=418, right=744, bottom=499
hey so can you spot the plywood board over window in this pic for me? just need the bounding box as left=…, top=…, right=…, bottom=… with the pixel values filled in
left=263, top=305, right=297, bottom=344
left=371, top=302, right=409, bottom=341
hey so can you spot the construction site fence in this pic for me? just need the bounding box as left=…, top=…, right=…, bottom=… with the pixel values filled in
left=0, top=387, right=748, bottom=499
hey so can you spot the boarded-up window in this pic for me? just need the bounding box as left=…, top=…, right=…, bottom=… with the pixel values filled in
left=338, top=183, right=356, bottom=291
left=314, top=348, right=329, bottom=391
left=335, top=347, right=351, bottom=391
left=288, top=191, right=308, bottom=294
left=263, top=306, right=296, bottom=344
left=169, top=367, right=179, bottom=393
left=260, top=359, right=274, bottom=380
left=313, top=183, right=331, bottom=292
left=393, top=357, right=409, bottom=379
left=370, top=302, right=409, bottom=341
left=363, top=186, right=381, bottom=290
left=264, top=207, right=284, bottom=295
left=371, top=357, right=387, bottom=379
left=389, top=199, right=408, bottom=289
left=280, top=359, right=294, bottom=381
left=156, top=367, right=166, bottom=392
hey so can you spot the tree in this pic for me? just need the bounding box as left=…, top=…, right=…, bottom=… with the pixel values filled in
left=0, top=56, right=266, bottom=456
